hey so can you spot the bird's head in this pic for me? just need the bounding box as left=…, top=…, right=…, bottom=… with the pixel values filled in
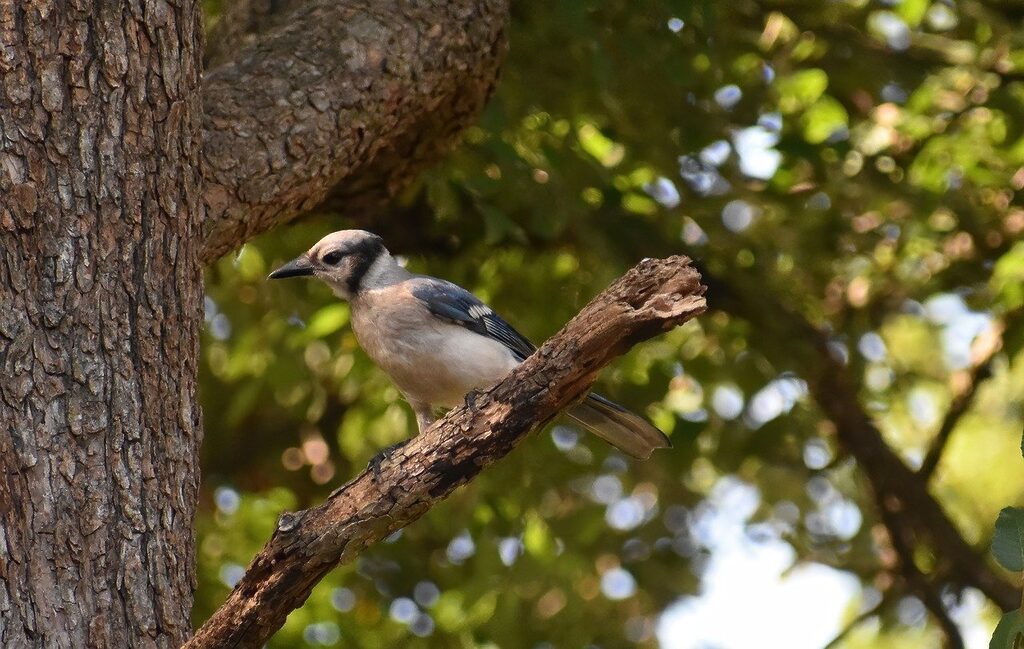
left=268, top=229, right=390, bottom=299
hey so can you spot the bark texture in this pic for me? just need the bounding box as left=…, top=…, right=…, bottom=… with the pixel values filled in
left=0, top=1, right=204, bottom=646
left=199, top=0, right=509, bottom=263
left=186, top=256, right=707, bottom=649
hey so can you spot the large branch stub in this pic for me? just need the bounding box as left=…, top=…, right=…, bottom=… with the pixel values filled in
left=186, top=256, right=706, bottom=648
left=200, top=0, right=509, bottom=263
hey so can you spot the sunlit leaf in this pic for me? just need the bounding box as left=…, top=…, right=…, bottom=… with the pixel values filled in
left=776, top=68, right=828, bottom=113
left=802, top=96, right=849, bottom=144
left=305, top=304, right=349, bottom=339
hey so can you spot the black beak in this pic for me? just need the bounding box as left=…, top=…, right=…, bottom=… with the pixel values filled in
left=269, top=256, right=314, bottom=279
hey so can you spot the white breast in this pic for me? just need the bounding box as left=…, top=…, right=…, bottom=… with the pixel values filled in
left=350, top=285, right=520, bottom=408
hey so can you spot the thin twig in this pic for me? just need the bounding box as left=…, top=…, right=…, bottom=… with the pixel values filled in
left=918, top=354, right=996, bottom=479
left=919, top=307, right=1022, bottom=480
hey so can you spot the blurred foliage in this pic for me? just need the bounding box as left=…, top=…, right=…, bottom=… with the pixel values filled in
left=197, top=1, right=1024, bottom=647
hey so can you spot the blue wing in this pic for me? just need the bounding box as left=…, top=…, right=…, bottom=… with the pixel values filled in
left=410, top=277, right=670, bottom=458
left=410, top=278, right=536, bottom=361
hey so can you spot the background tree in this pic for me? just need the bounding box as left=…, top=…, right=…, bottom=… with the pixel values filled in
left=3, top=0, right=1024, bottom=647
left=196, top=1, right=1024, bottom=648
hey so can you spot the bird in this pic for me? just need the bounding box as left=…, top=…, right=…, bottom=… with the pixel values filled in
left=268, top=229, right=671, bottom=459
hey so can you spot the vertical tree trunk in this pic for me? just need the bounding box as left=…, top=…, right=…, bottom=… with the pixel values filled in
left=0, top=1, right=203, bottom=646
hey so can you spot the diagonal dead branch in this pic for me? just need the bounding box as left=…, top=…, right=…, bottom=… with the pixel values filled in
left=199, top=0, right=509, bottom=264
left=185, top=256, right=707, bottom=648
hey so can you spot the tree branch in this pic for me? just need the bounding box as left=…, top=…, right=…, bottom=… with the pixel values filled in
left=880, top=506, right=965, bottom=649
left=185, top=256, right=707, bottom=648
left=199, top=0, right=509, bottom=264
left=918, top=348, right=997, bottom=480
left=919, top=307, right=1022, bottom=480
left=703, top=269, right=1019, bottom=611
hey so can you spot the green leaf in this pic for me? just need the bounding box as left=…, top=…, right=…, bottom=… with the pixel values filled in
left=801, top=96, right=849, bottom=144
left=523, top=512, right=554, bottom=559
left=990, top=610, right=1024, bottom=649
left=577, top=121, right=625, bottom=167
left=992, top=242, right=1024, bottom=310
left=433, top=591, right=468, bottom=632
left=305, top=304, right=349, bottom=339
left=234, top=244, right=266, bottom=281
left=466, top=590, right=499, bottom=626
left=776, top=69, right=829, bottom=113
left=480, top=203, right=526, bottom=245
left=896, top=0, right=929, bottom=27
left=992, top=507, right=1024, bottom=571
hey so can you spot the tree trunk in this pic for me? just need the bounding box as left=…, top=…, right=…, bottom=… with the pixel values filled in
left=0, top=1, right=204, bottom=646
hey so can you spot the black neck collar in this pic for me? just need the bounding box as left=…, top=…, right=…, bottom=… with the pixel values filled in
left=347, top=236, right=386, bottom=295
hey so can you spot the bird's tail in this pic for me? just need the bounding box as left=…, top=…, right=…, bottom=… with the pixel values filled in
left=566, top=393, right=671, bottom=459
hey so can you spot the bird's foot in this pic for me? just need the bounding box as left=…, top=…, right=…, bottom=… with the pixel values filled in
left=369, top=439, right=411, bottom=482
left=463, top=389, right=480, bottom=413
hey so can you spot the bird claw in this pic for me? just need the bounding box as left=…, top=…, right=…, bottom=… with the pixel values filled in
left=463, top=389, right=479, bottom=412
left=369, top=439, right=411, bottom=482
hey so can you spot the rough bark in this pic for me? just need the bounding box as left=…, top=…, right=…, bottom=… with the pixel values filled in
left=186, top=256, right=707, bottom=649
left=199, top=0, right=509, bottom=263
left=0, top=0, right=204, bottom=646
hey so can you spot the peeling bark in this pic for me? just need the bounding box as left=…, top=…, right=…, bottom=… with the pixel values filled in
left=199, top=0, right=509, bottom=263
left=186, top=256, right=707, bottom=649
left=0, top=1, right=204, bottom=646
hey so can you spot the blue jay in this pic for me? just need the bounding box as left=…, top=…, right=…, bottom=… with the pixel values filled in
left=269, top=230, right=670, bottom=459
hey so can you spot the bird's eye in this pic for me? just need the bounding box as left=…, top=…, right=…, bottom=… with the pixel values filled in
left=322, top=250, right=344, bottom=265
